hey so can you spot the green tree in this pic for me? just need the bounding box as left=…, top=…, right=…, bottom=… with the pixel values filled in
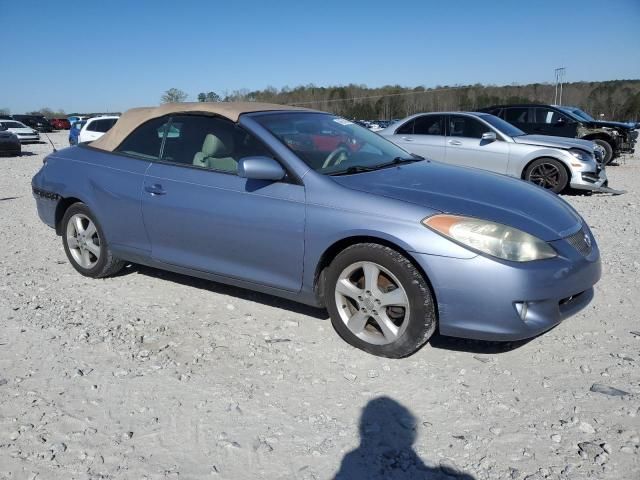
left=161, top=88, right=188, bottom=103
left=197, top=92, right=207, bottom=102
left=205, top=91, right=220, bottom=102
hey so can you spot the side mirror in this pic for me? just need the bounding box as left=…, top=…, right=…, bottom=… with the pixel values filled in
left=481, top=131, right=497, bottom=141
left=238, top=156, right=286, bottom=181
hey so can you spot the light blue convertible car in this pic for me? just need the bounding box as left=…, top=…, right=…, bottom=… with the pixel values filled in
left=32, top=103, right=601, bottom=357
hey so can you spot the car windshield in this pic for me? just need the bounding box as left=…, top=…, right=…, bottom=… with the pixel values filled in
left=1, top=121, right=26, bottom=129
left=254, top=112, right=418, bottom=175
left=479, top=114, right=526, bottom=137
left=562, top=107, right=595, bottom=122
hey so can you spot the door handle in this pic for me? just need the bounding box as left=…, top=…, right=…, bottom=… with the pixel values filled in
left=144, top=184, right=166, bottom=196
left=448, top=140, right=462, bottom=146
left=401, top=136, right=413, bottom=141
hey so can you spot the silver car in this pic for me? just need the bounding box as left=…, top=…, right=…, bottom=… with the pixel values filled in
left=379, top=112, right=606, bottom=193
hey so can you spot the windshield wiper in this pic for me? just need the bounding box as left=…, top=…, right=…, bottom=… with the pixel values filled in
left=328, top=156, right=423, bottom=176
left=374, top=156, right=423, bottom=169
left=328, top=165, right=379, bottom=176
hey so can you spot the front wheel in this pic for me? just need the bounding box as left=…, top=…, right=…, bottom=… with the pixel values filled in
left=325, top=243, right=437, bottom=358
left=524, top=158, right=569, bottom=193
left=61, top=203, right=124, bottom=278
left=592, top=139, right=614, bottom=165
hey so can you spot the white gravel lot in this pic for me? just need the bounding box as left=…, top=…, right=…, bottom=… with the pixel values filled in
left=1, top=132, right=639, bottom=480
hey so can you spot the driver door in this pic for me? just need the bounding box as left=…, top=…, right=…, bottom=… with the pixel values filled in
left=531, top=107, right=578, bottom=138
left=137, top=114, right=306, bottom=292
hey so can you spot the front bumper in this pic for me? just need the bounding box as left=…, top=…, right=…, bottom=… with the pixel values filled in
left=17, top=134, right=40, bottom=143
left=570, top=165, right=607, bottom=191
left=0, top=140, right=21, bottom=154
left=412, top=227, right=601, bottom=341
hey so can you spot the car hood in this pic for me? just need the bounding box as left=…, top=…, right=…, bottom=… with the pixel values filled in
left=513, top=134, right=594, bottom=152
left=584, top=120, right=634, bottom=131
left=331, top=161, right=582, bottom=241
left=9, top=128, right=37, bottom=134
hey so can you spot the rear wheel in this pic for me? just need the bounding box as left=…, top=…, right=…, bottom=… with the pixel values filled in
left=325, top=243, right=436, bottom=358
left=61, top=203, right=124, bottom=278
left=592, top=139, right=614, bottom=165
left=524, top=158, right=569, bottom=193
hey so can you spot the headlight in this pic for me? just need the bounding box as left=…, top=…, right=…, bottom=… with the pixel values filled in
left=423, top=214, right=557, bottom=262
left=569, top=149, right=592, bottom=162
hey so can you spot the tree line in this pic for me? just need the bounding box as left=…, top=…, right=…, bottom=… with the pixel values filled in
left=161, top=79, right=640, bottom=121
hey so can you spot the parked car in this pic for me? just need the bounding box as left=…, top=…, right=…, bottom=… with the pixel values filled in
left=13, top=114, right=53, bottom=133
left=32, top=102, right=601, bottom=358
left=68, top=121, right=85, bottom=145
left=0, top=124, right=21, bottom=156
left=68, top=116, right=88, bottom=127
left=77, top=116, right=119, bottom=144
left=379, top=112, right=606, bottom=193
left=50, top=118, right=71, bottom=130
left=0, top=120, right=40, bottom=143
left=478, top=104, right=637, bottom=165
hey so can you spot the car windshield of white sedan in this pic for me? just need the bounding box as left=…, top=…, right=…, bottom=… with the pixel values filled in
left=480, top=115, right=526, bottom=138
left=255, top=113, right=419, bottom=175
left=1, top=121, right=26, bottom=129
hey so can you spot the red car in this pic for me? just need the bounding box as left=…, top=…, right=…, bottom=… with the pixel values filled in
left=50, top=118, right=71, bottom=130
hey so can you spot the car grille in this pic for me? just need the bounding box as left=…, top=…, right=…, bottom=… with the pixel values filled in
left=565, top=226, right=593, bottom=256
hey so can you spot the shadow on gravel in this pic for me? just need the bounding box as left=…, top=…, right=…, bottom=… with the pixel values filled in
left=0, top=196, right=21, bottom=202
left=334, top=396, right=475, bottom=480
left=122, top=264, right=330, bottom=320
left=428, top=332, right=533, bottom=354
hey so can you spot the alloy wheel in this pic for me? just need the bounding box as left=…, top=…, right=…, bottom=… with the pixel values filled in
left=66, top=213, right=101, bottom=269
left=528, top=162, right=561, bottom=189
left=334, top=261, right=410, bottom=345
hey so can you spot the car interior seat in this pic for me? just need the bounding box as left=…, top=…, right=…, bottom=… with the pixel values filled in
left=193, top=132, right=237, bottom=172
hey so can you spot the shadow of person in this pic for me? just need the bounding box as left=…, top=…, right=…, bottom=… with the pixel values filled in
left=334, top=397, right=475, bottom=480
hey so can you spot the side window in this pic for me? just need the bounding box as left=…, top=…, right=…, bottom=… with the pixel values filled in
left=395, top=119, right=415, bottom=135
left=448, top=116, right=491, bottom=139
left=161, top=115, right=272, bottom=174
left=413, top=115, right=444, bottom=135
left=91, top=118, right=118, bottom=133
left=534, top=108, right=567, bottom=124
left=115, top=117, right=169, bottom=159
left=504, top=107, right=530, bottom=123
left=86, top=120, right=99, bottom=132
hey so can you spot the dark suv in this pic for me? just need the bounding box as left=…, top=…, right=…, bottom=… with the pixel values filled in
left=479, top=104, right=637, bottom=164
left=12, top=115, right=53, bottom=133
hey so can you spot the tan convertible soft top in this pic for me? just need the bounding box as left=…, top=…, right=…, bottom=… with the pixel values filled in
left=91, top=102, right=313, bottom=152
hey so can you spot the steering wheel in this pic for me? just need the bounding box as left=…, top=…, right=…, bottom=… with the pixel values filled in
left=322, top=145, right=351, bottom=169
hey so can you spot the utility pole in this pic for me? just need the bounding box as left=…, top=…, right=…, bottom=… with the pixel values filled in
left=554, top=67, right=566, bottom=105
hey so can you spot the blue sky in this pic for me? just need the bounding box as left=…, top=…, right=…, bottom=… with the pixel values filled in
left=2, top=0, right=639, bottom=113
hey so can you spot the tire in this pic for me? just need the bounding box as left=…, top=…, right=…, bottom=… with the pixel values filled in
left=524, top=158, right=569, bottom=194
left=61, top=202, right=124, bottom=278
left=592, top=139, right=614, bottom=165
left=324, top=243, right=436, bottom=358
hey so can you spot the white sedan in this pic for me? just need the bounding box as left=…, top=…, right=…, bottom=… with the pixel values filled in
left=379, top=112, right=607, bottom=193
left=0, top=120, right=40, bottom=143
left=78, top=116, right=119, bottom=144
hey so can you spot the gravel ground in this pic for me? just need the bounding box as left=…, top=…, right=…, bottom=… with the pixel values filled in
left=1, top=132, right=639, bottom=480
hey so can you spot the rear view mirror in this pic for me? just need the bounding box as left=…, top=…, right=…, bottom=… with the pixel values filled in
left=481, top=131, right=497, bottom=141
left=238, top=156, right=286, bottom=181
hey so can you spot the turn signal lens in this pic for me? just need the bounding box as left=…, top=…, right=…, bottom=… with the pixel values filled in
left=423, top=214, right=557, bottom=262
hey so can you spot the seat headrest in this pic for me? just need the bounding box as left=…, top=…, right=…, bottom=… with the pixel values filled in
left=202, top=132, right=234, bottom=157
